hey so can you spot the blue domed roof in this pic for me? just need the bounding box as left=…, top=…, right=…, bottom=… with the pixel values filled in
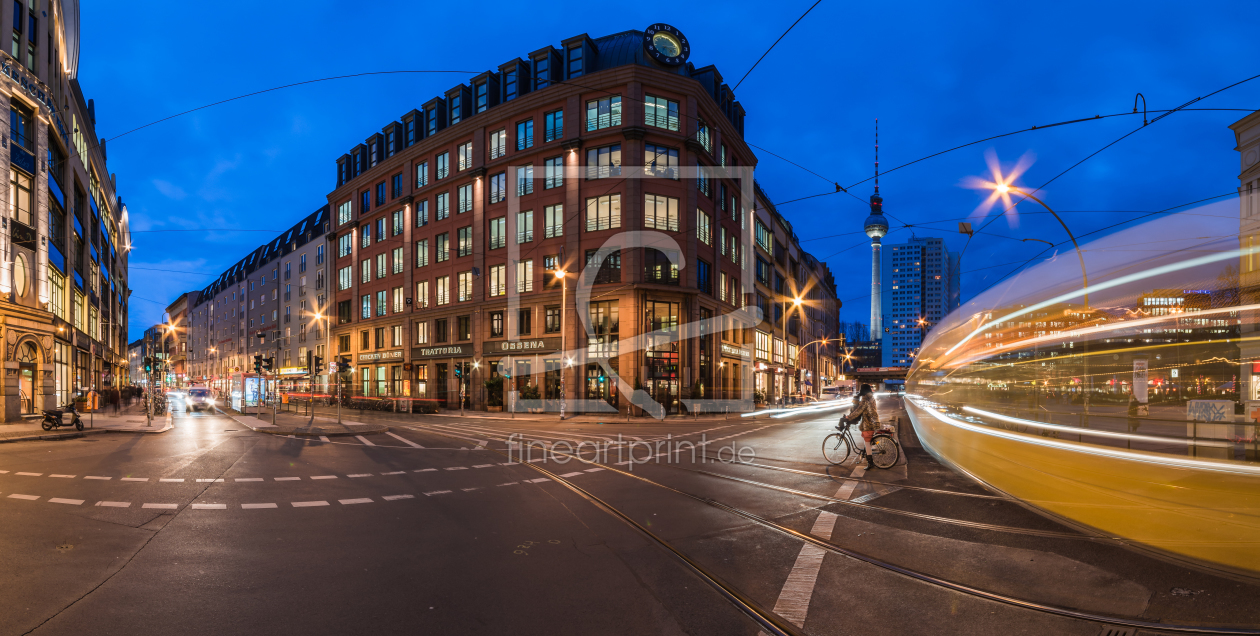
left=864, top=214, right=888, bottom=229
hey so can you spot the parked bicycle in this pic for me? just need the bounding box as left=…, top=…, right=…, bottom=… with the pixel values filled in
left=822, top=419, right=900, bottom=468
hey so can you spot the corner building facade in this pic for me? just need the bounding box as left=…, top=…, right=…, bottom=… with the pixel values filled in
left=0, top=2, right=131, bottom=419
left=328, top=26, right=837, bottom=414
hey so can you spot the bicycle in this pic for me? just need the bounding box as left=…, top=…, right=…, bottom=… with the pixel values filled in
left=822, top=419, right=901, bottom=469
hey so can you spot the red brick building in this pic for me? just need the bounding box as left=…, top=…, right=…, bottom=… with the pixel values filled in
left=328, top=26, right=838, bottom=414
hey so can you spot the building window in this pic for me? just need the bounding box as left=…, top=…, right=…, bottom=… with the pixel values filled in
left=697, top=163, right=711, bottom=197
left=517, top=210, right=533, bottom=243
left=391, top=173, right=402, bottom=199
left=586, top=145, right=621, bottom=179
left=376, top=253, right=387, bottom=279
left=516, top=119, right=533, bottom=150
left=585, top=194, right=621, bottom=232
left=436, top=232, right=450, bottom=262
left=697, top=259, right=712, bottom=295
left=360, top=190, right=370, bottom=215
left=416, top=281, right=429, bottom=308
left=339, top=232, right=353, bottom=257
left=534, top=55, right=551, bottom=90
left=415, top=199, right=429, bottom=227
left=457, top=142, right=473, bottom=171
left=545, top=306, right=561, bottom=333
left=361, top=294, right=371, bottom=319
left=489, top=130, right=506, bottom=159
left=9, top=169, right=31, bottom=226
left=338, top=200, right=352, bottom=226
left=518, top=309, right=532, bottom=335
left=474, top=82, right=489, bottom=114
left=516, top=165, right=534, bottom=196
left=458, top=316, right=471, bottom=341
left=489, top=265, right=506, bottom=297
left=544, top=109, right=563, bottom=142
left=697, top=210, right=712, bottom=245
left=338, top=266, right=352, bottom=290
left=361, top=224, right=372, bottom=249
left=645, top=95, right=680, bottom=131
left=393, top=247, right=405, bottom=274
left=490, top=310, right=504, bottom=337
left=427, top=107, right=439, bottom=136
left=415, top=239, right=429, bottom=268
left=458, top=184, right=473, bottom=213
left=435, top=318, right=448, bottom=342
left=504, top=68, right=519, bottom=102
left=457, top=271, right=473, bottom=302
left=645, top=144, right=679, bottom=179
left=369, top=141, right=379, bottom=167
left=644, top=194, right=679, bottom=231
left=516, top=259, right=533, bottom=293
left=567, top=45, right=583, bottom=77
left=544, top=156, right=563, bottom=189
left=436, top=152, right=450, bottom=180
left=755, top=331, right=770, bottom=360
left=415, top=320, right=429, bottom=344
left=392, top=210, right=404, bottom=235
left=585, top=96, right=621, bottom=131
left=458, top=226, right=473, bottom=257
left=416, top=160, right=429, bottom=187
left=436, top=276, right=450, bottom=305
left=644, top=249, right=679, bottom=285
left=489, top=172, right=506, bottom=204
left=449, top=93, right=463, bottom=124
left=585, top=249, right=621, bottom=284
left=436, top=192, right=450, bottom=220
left=544, top=204, right=563, bottom=238
left=489, top=216, right=506, bottom=249
left=9, top=102, right=32, bottom=151
left=696, top=120, right=711, bottom=153
left=405, top=118, right=417, bottom=146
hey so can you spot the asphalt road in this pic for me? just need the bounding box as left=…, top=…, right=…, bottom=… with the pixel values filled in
left=0, top=395, right=1256, bottom=635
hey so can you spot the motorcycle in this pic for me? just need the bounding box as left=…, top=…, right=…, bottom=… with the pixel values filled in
left=42, top=405, right=84, bottom=432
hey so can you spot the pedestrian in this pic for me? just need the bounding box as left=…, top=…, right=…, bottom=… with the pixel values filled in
left=1127, top=389, right=1140, bottom=433
left=841, top=383, right=881, bottom=469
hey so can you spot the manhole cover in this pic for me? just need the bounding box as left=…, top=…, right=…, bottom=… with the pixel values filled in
left=56, top=544, right=72, bottom=552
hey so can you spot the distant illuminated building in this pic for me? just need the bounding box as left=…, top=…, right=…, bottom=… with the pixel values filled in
left=881, top=236, right=960, bottom=366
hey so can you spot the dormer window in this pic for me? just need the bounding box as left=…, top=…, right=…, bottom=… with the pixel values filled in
left=534, top=56, right=550, bottom=90
left=369, top=140, right=379, bottom=167
left=449, top=94, right=462, bottom=125
left=386, top=130, right=396, bottom=157
left=567, top=46, right=583, bottom=78
left=426, top=107, right=438, bottom=136
left=504, top=69, right=518, bottom=101
left=475, top=82, right=489, bottom=114
left=405, top=118, right=416, bottom=146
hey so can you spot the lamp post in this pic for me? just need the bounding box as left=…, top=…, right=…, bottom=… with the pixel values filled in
left=555, top=269, right=568, bottom=420
left=792, top=338, right=829, bottom=399
left=777, top=296, right=802, bottom=404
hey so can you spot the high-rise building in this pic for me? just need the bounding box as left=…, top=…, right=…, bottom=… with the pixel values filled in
left=881, top=235, right=960, bottom=366
left=864, top=120, right=888, bottom=341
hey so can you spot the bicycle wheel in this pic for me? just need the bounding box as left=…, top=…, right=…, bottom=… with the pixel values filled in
left=822, top=433, right=852, bottom=465
left=871, top=434, right=900, bottom=469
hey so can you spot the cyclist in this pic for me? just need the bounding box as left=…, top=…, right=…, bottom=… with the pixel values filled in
left=840, top=383, right=880, bottom=469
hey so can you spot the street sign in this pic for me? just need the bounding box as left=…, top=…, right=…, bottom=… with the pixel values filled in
left=327, top=361, right=338, bottom=374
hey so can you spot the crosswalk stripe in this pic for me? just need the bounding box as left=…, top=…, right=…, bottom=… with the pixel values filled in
left=49, top=498, right=83, bottom=505
left=121, top=478, right=148, bottom=482
left=50, top=474, right=75, bottom=478
left=142, top=503, right=178, bottom=509
left=84, top=476, right=111, bottom=480
left=95, top=501, right=130, bottom=508
left=319, top=436, right=331, bottom=443
left=347, top=474, right=373, bottom=478
left=235, top=478, right=263, bottom=482
left=339, top=498, right=373, bottom=505
left=292, top=501, right=329, bottom=507
left=382, top=495, right=414, bottom=501
left=159, top=478, right=184, bottom=483
left=8, top=494, right=37, bottom=500
left=16, top=472, right=42, bottom=476
left=241, top=503, right=278, bottom=509
left=275, top=477, right=301, bottom=481
left=834, top=465, right=866, bottom=500
left=423, top=490, right=451, bottom=496
left=385, top=432, right=423, bottom=448
left=310, top=475, right=337, bottom=480
left=355, top=435, right=376, bottom=446
left=191, top=503, right=226, bottom=510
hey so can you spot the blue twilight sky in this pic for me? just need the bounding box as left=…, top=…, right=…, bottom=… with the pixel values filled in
left=80, top=1, right=1258, bottom=338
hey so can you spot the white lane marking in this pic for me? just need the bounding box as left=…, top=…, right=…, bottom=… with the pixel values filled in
left=499, top=462, right=518, bottom=466
left=559, top=472, right=583, bottom=478
left=319, top=436, right=331, bottom=443
left=95, top=501, right=130, bottom=508
left=16, top=472, right=42, bottom=476
left=355, top=435, right=376, bottom=446
left=444, top=467, right=467, bottom=471
left=121, top=477, right=148, bottom=482
left=0, top=470, right=7, bottom=473
left=242, top=503, right=278, bottom=509
left=50, top=474, right=75, bottom=479
left=142, top=503, right=178, bottom=509
left=292, top=501, right=329, bottom=507
left=235, top=478, right=263, bottom=482
left=84, top=476, right=111, bottom=480
left=347, top=474, right=373, bottom=478
left=310, top=475, right=337, bottom=480
left=191, top=503, right=226, bottom=510
left=159, top=478, right=184, bottom=483
left=415, top=468, right=437, bottom=473
left=423, top=490, right=451, bottom=496
left=764, top=513, right=841, bottom=631
left=584, top=468, right=604, bottom=473
left=385, top=432, right=423, bottom=448
left=381, top=471, right=405, bottom=476
left=812, top=511, right=839, bottom=540
left=472, top=464, right=494, bottom=469
left=8, top=494, right=38, bottom=500
left=497, top=482, right=519, bottom=487
left=613, top=461, right=631, bottom=465
left=461, top=487, right=481, bottom=492
left=833, top=465, right=866, bottom=500
left=196, top=479, right=224, bottom=483
left=526, top=478, right=550, bottom=483
left=274, top=477, right=301, bottom=481
left=49, top=498, right=83, bottom=505
left=339, top=498, right=373, bottom=505
left=382, top=495, right=414, bottom=501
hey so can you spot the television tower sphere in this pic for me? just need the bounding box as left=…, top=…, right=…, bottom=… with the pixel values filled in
left=865, top=195, right=889, bottom=241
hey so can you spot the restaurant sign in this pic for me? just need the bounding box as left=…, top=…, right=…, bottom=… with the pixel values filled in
left=358, top=349, right=405, bottom=363
left=412, top=344, right=473, bottom=359
left=720, top=343, right=751, bottom=360
left=487, top=337, right=562, bottom=353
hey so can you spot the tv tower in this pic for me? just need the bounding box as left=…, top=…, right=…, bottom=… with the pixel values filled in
left=864, top=120, right=889, bottom=341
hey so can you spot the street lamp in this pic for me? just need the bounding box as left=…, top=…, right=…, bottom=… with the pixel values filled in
left=555, top=268, right=568, bottom=420
left=791, top=338, right=829, bottom=398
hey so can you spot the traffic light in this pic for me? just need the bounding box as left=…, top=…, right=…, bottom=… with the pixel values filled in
left=143, top=357, right=153, bottom=373
left=262, top=357, right=275, bottom=372
left=311, top=355, right=323, bottom=375
left=338, top=355, right=351, bottom=372
left=253, top=354, right=263, bottom=374
left=454, top=365, right=462, bottom=378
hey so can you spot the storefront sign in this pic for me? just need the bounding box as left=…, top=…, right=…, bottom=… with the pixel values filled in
left=412, top=344, right=473, bottom=359
left=358, top=350, right=404, bottom=363
left=487, top=337, right=561, bottom=353
left=720, top=343, right=751, bottom=359
left=279, top=366, right=307, bottom=376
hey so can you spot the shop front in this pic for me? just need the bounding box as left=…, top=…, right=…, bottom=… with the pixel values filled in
left=483, top=337, right=563, bottom=411
left=357, top=349, right=406, bottom=398
left=719, top=342, right=751, bottom=402
left=412, top=344, right=473, bottom=409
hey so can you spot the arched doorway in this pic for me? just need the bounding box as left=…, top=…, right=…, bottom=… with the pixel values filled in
left=16, top=341, right=37, bottom=415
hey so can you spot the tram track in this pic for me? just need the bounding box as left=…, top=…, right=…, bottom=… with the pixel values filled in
left=411, top=422, right=1260, bottom=635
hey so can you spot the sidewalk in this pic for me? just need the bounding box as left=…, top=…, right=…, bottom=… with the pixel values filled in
left=221, top=407, right=387, bottom=437
left=0, top=403, right=173, bottom=443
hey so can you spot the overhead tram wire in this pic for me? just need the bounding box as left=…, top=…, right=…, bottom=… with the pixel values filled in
left=732, top=0, right=825, bottom=91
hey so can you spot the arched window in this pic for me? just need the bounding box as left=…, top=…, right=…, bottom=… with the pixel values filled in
left=17, top=342, right=36, bottom=363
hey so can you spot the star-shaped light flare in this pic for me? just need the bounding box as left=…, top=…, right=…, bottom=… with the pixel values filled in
left=960, top=149, right=1036, bottom=228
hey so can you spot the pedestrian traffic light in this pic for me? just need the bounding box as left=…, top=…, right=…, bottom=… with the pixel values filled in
left=253, top=354, right=263, bottom=374
left=263, top=357, right=275, bottom=372
left=311, top=354, right=323, bottom=375
left=454, top=366, right=462, bottom=378
left=144, top=357, right=153, bottom=373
